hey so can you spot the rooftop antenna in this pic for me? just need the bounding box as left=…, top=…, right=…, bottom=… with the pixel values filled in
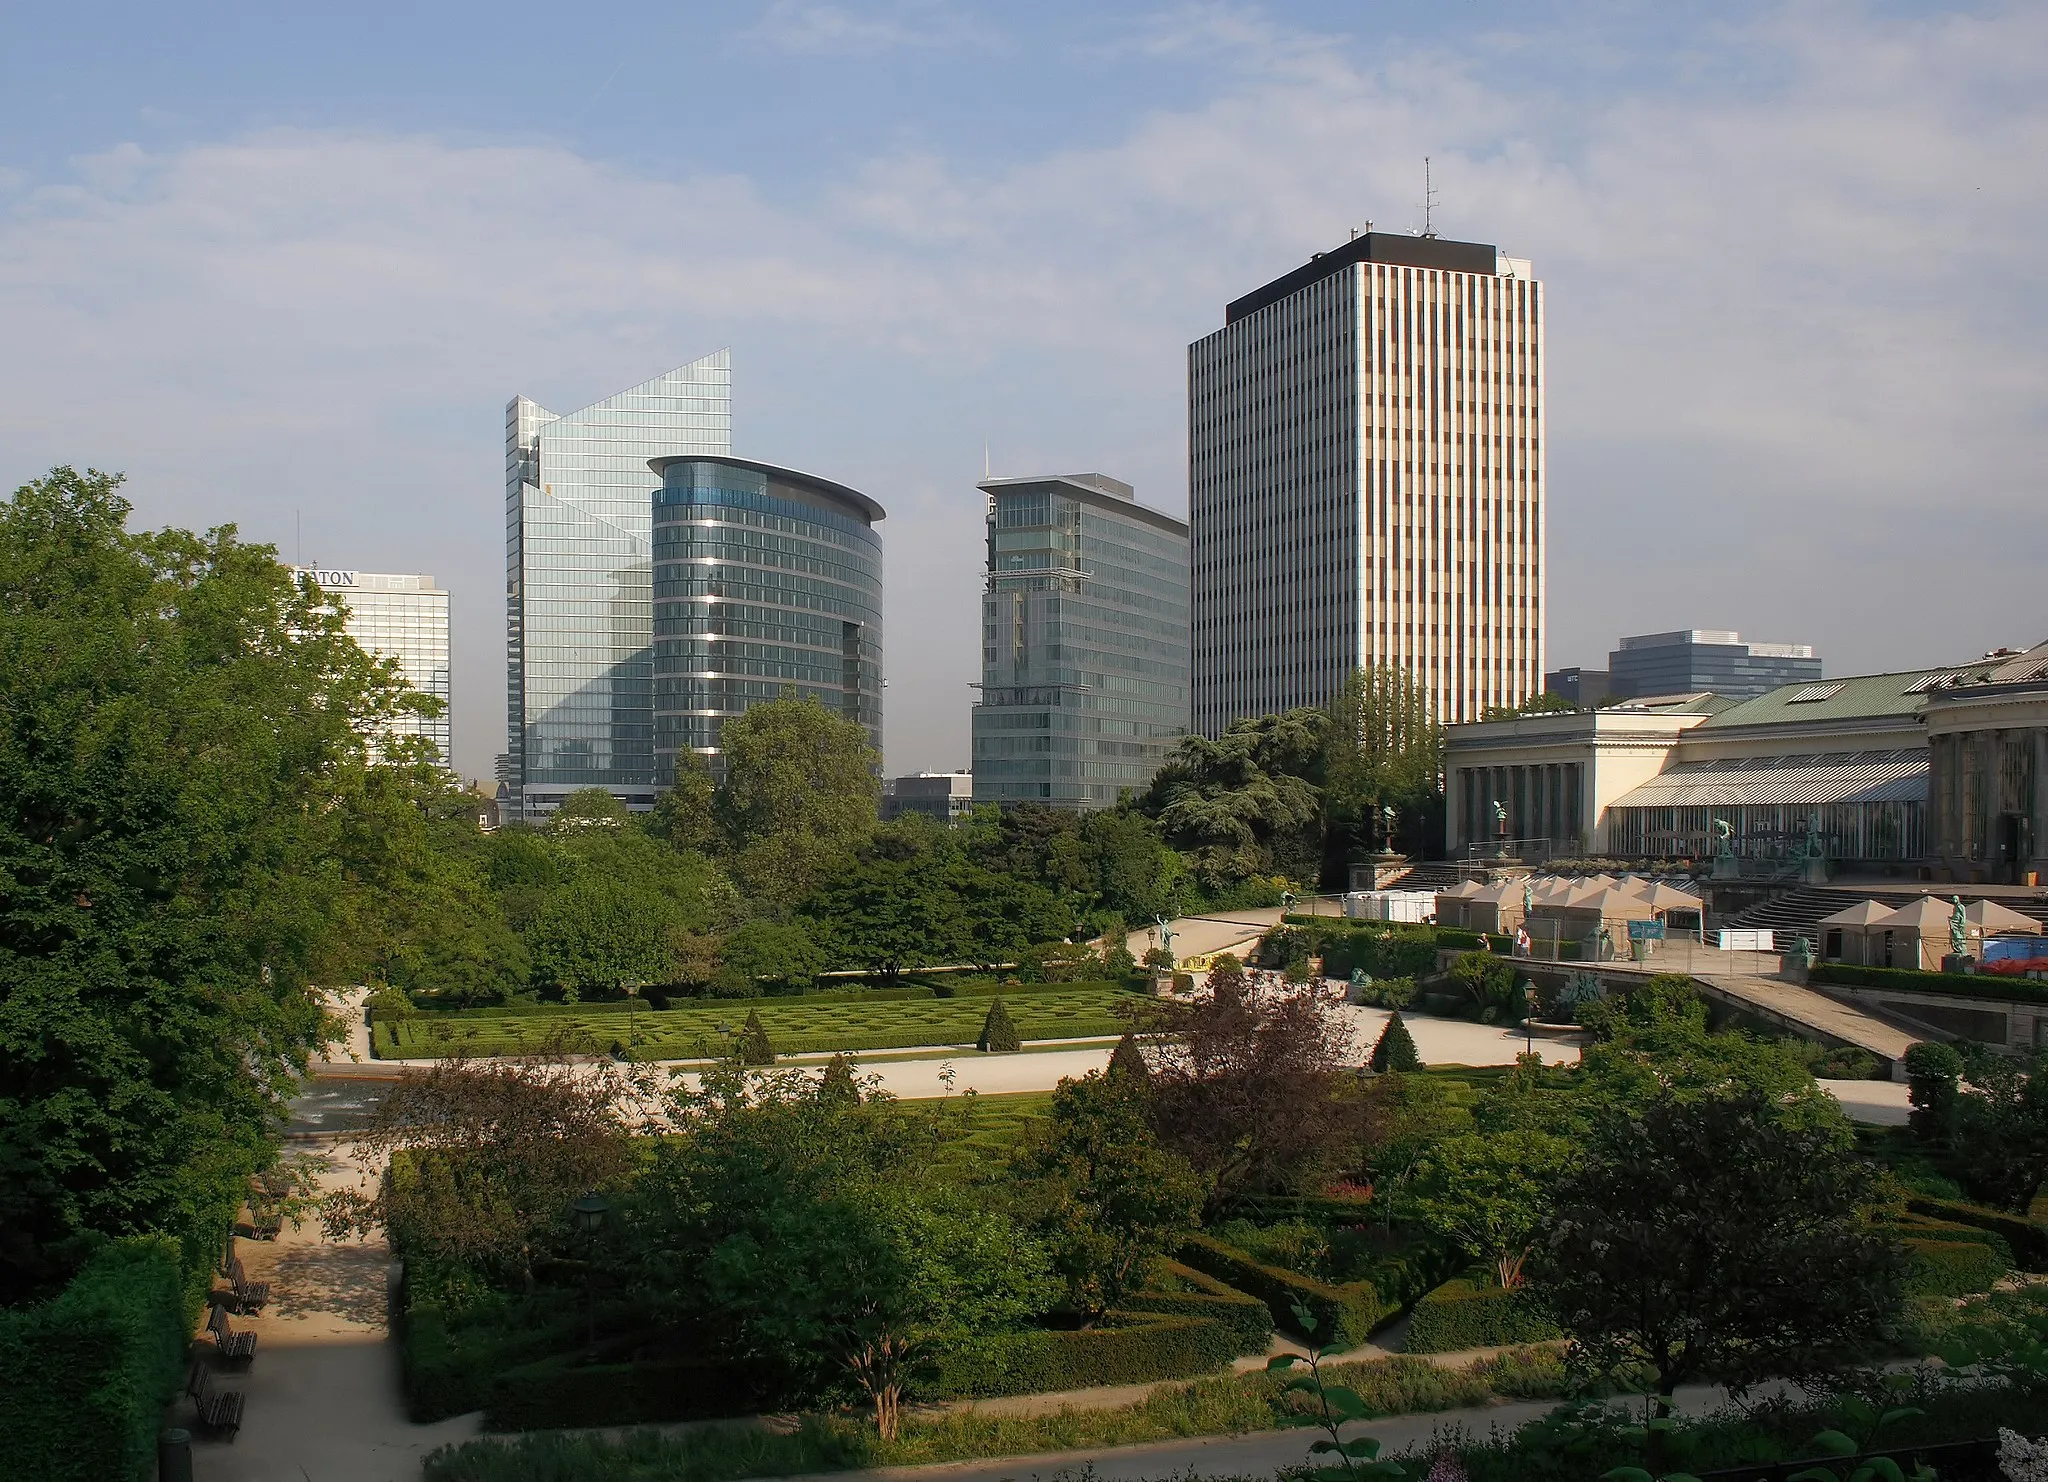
left=983, top=440, right=990, bottom=480
left=1420, top=157, right=1439, bottom=238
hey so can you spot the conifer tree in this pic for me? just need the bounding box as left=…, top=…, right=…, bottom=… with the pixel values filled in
left=1107, top=1030, right=1150, bottom=1084
left=740, top=1006, right=777, bottom=1066
left=978, top=997, right=1021, bottom=1053
left=818, top=1051, right=859, bottom=1104
left=1370, top=1009, right=1420, bottom=1073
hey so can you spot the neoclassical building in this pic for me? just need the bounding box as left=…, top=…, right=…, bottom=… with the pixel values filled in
left=1444, top=641, right=2047, bottom=884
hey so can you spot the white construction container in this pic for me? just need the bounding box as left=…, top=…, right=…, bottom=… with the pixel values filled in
left=1344, top=889, right=1436, bottom=923
left=1717, top=928, right=1776, bottom=952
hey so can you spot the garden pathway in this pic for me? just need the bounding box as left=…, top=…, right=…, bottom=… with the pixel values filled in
left=174, top=1140, right=480, bottom=1482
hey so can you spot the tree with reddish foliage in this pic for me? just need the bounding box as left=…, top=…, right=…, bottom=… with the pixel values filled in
left=1131, top=954, right=1354, bottom=1207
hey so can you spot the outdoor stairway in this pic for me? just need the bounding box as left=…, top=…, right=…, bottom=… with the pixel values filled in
left=1372, top=861, right=1466, bottom=892
left=1721, top=883, right=2046, bottom=949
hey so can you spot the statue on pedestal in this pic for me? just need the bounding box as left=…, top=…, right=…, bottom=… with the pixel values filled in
left=1949, top=896, right=1968, bottom=963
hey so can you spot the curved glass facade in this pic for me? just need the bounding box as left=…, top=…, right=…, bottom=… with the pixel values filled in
left=651, top=458, right=884, bottom=777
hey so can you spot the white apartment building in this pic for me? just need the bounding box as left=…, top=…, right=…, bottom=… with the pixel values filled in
left=1189, top=231, right=1544, bottom=734
left=296, top=567, right=452, bottom=766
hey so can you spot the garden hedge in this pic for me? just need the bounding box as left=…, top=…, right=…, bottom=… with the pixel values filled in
left=484, top=1354, right=776, bottom=1430
left=1178, top=1232, right=1393, bottom=1347
left=0, top=1237, right=190, bottom=1482
left=1402, top=1278, right=1560, bottom=1354
left=1891, top=1216, right=2015, bottom=1264
left=1123, top=1260, right=1275, bottom=1355
left=1811, top=961, right=2048, bottom=1006
left=1906, top=1195, right=2048, bottom=1271
left=923, top=1309, right=1241, bottom=1399
left=1902, top=1237, right=2010, bottom=1297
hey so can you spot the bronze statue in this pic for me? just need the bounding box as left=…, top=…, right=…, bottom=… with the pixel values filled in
left=1949, top=896, right=1968, bottom=962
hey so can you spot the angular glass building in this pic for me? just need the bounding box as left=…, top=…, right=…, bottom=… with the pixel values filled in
left=649, top=456, right=884, bottom=777
left=505, top=352, right=730, bottom=818
left=971, top=473, right=1190, bottom=808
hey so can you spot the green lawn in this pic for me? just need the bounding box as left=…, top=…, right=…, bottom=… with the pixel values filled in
left=376, top=991, right=1135, bottom=1061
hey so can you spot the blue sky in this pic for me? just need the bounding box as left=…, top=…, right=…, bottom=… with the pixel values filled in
left=4, top=1, right=2045, bottom=778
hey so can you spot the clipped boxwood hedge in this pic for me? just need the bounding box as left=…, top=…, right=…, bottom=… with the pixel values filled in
left=1403, top=1278, right=1560, bottom=1354
left=1903, top=1237, right=2009, bottom=1297
left=923, top=1309, right=1241, bottom=1399
left=1892, top=1216, right=2015, bottom=1264
left=1178, top=1232, right=1392, bottom=1347
left=1906, top=1195, right=2048, bottom=1271
left=1123, top=1260, right=1274, bottom=1355
left=484, top=1354, right=777, bottom=1430
left=0, top=1237, right=190, bottom=1482
left=1810, top=961, right=2048, bottom=1007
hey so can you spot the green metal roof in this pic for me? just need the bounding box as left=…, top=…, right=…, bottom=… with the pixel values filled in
left=1698, top=662, right=2003, bottom=730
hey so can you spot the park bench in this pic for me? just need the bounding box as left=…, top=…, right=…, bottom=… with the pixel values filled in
left=248, top=1205, right=284, bottom=1241
left=184, top=1360, right=244, bottom=1440
left=224, top=1253, right=270, bottom=1314
left=205, top=1303, right=258, bottom=1366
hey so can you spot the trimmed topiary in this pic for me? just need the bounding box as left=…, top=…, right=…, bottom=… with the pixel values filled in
left=739, top=1007, right=776, bottom=1065
left=818, top=1052, right=859, bottom=1104
left=977, top=997, right=1021, bottom=1053
left=1370, top=1010, right=1422, bottom=1073
left=1107, top=1030, right=1150, bottom=1083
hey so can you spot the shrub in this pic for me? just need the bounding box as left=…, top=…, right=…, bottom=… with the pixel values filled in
left=1370, top=1011, right=1421, bottom=1073
left=1403, top=1277, right=1561, bottom=1354
left=1904, top=1040, right=1966, bottom=1142
left=366, top=986, right=420, bottom=1021
left=1812, top=961, right=2048, bottom=1006
left=923, top=1309, right=1239, bottom=1399
left=0, top=1238, right=189, bottom=1482
left=1906, top=1194, right=2048, bottom=1271
left=739, top=1008, right=776, bottom=1065
left=1178, top=1232, right=1392, bottom=1347
left=484, top=1354, right=777, bottom=1429
left=1902, top=1236, right=2011, bottom=1297
left=1124, top=1260, right=1274, bottom=1355
left=978, top=998, right=1021, bottom=1053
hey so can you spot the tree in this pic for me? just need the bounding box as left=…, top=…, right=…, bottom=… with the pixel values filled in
left=1407, top=1129, right=1573, bottom=1289
left=1479, top=692, right=1578, bottom=721
left=818, top=1053, right=860, bottom=1106
left=627, top=1068, right=1054, bottom=1437
left=719, top=918, right=825, bottom=995
left=1368, top=1011, right=1421, bottom=1073
left=716, top=694, right=880, bottom=909
left=1015, top=1070, right=1205, bottom=1317
left=1948, top=1046, right=2048, bottom=1213
left=1107, top=1031, right=1150, bottom=1084
left=1355, top=1070, right=1470, bottom=1198
left=1134, top=967, right=1354, bottom=1204
left=549, top=786, right=630, bottom=828
left=978, top=998, right=1021, bottom=1053
left=1531, top=1085, right=1905, bottom=1410
left=0, top=468, right=420, bottom=1299
left=524, top=874, right=675, bottom=1000
left=739, top=1008, right=777, bottom=1066
left=1141, top=709, right=1328, bottom=887
left=1322, top=666, right=1444, bottom=858
left=1903, top=1040, right=1965, bottom=1144
left=649, top=750, right=721, bottom=854
left=320, top=1049, right=640, bottom=1286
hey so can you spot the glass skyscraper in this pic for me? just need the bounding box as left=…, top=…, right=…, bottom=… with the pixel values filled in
left=971, top=473, right=1190, bottom=808
left=297, top=567, right=452, bottom=767
left=505, top=352, right=730, bottom=818
left=650, top=456, right=884, bottom=777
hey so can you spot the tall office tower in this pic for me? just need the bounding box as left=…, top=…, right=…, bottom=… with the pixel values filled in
left=296, top=567, right=452, bottom=766
left=1189, top=232, right=1544, bottom=736
left=1608, top=629, right=1821, bottom=702
left=505, top=352, right=731, bottom=819
left=650, top=455, right=885, bottom=779
left=971, top=473, right=1191, bottom=808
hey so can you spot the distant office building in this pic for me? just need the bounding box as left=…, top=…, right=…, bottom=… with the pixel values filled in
left=882, top=772, right=974, bottom=823
left=1545, top=666, right=1610, bottom=708
left=297, top=567, right=451, bottom=766
left=1609, top=630, right=1820, bottom=703
left=1189, top=231, right=1544, bottom=735
left=972, top=473, right=1189, bottom=808
left=650, top=456, right=884, bottom=777
left=506, top=351, right=732, bottom=819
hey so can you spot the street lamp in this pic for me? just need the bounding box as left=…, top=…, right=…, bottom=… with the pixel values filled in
left=571, top=1193, right=610, bottom=1354
left=1522, top=982, right=1540, bottom=1059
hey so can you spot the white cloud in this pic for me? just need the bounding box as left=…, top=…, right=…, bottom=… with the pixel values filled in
left=2, top=1, right=2044, bottom=777
left=741, top=0, right=994, bottom=55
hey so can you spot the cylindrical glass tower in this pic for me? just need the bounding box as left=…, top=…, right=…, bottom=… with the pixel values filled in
left=649, top=456, right=884, bottom=780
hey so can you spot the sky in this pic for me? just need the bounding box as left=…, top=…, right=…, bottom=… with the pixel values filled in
left=3, top=0, right=2045, bottom=781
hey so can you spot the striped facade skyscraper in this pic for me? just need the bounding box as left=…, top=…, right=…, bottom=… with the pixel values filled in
left=1188, top=232, right=1544, bottom=735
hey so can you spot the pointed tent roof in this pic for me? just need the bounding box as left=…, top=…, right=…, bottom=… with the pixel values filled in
left=1436, top=879, right=1486, bottom=900
left=1875, top=897, right=1955, bottom=935
left=1567, top=887, right=1659, bottom=919
left=1639, top=881, right=1703, bottom=911
left=1815, top=899, right=1895, bottom=929
left=1964, top=899, right=2044, bottom=933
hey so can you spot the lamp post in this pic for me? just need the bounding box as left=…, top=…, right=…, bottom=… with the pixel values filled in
left=1522, top=983, right=1539, bottom=1060
left=571, top=1193, right=610, bottom=1355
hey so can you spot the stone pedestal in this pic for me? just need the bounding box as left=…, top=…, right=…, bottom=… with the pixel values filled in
left=1941, top=954, right=1977, bottom=976
left=1348, top=853, right=1411, bottom=892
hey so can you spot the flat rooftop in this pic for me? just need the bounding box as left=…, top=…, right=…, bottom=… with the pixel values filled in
left=1226, top=231, right=1503, bottom=324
